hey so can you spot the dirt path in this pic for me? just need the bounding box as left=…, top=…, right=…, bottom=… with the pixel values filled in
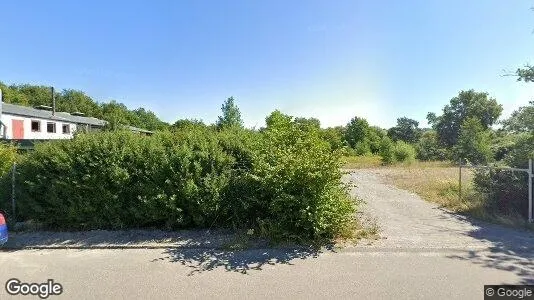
left=344, top=169, right=534, bottom=252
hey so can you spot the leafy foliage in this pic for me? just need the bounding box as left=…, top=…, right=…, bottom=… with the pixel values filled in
left=393, top=141, right=416, bottom=163
left=320, top=126, right=346, bottom=151
left=0, top=143, right=17, bottom=177
left=416, top=130, right=448, bottom=161
left=345, top=116, right=369, bottom=149
left=472, top=108, right=534, bottom=220
left=367, top=126, right=385, bottom=154
left=387, top=117, right=421, bottom=144
left=502, top=101, right=534, bottom=133
left=379, top=136, right=395, bottom=164
left=452, top=117, right=493, bottom=165
left=516, top=65, right=534, bottom=83
left=216, top=97, right=243, bottom=130
left=9, top=119, right=355, bottom=241
left=427, top=90, right=502, bottom=148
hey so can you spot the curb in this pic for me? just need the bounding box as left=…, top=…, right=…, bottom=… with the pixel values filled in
left=0, top=243, right=315, bottom=251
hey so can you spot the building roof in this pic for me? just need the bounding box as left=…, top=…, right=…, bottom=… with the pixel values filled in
left=1, top=102, right=107, bottom=126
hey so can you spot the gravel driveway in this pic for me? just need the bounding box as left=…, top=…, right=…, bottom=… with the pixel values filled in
left=344, top=169, right=534, bottom=252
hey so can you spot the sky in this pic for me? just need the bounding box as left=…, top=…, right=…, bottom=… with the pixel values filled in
left=1, top=1, right=534, bottom=129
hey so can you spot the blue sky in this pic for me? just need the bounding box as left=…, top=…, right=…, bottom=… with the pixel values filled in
left=1, top=1, right=534, bottom=128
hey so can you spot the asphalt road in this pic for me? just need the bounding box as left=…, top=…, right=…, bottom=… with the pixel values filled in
left=0, top=169, right=533, bottom=300
left=0, top=247, right=525, bottom=300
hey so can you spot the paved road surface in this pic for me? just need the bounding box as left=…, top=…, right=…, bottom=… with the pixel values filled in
left=0, top=170, right=533, bottom=300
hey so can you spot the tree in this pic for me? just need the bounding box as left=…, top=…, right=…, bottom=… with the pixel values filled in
left=344, top=116, right=369, bottom=149
left=294, top=117, right=321, bottom=132
left=264, top=110, right=293, bottom=133
left=15, top=84, right=54, bottom=107
left=171, top=119, right=207, bottom=131
left=379, top=136, right=395, bottom=164
left=131, top=108, right=169, bottom=131
left=99, top=101, right=131, bottom=130
left=387, top=117, right=421, bottom=144
left=415, top=130, right=448, bottom=161
left=515, top=65, right=534, bottom=83
left=453, top=117, right=493, bottom=165
left=502, top=101, right=534, bottom=133
left=0, top=82, right=30, bottom=105
left=216, top=97, right=243, bottom=129
left=428, top=90, right=502, bottom=148
left=57, top=89, right=101, bottom=117
left=367, top=126, right=385, bottom=154
left=320, top=126, right=346, bottom=151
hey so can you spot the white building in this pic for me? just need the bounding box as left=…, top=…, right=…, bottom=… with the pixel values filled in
left=0, top=90, right=153, bottom=142
left=0, top=102, right=106, bottom=140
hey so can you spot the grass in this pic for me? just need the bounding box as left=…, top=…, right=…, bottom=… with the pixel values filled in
left=342, top=154, right=453, bottom=169
left=342, top=155, right=383, bottom=169
left=376, top=162, right=534, bottom=230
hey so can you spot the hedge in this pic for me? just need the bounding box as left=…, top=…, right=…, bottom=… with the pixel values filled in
left=4, top=124, right=355, bottom=242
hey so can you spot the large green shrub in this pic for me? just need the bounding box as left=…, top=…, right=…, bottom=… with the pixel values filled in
left=416, top=131, right=448, bottom=161
left=15, top=129, right=235, bottom=229
left=379, top=136, right=395, bottom=164
left=251, top=114, right=355, bottom=241
left=393, top=141, right=416, bottom=163
left=354, top=141, right=371, bottom=156
left=12, top=122, right=356, bottom=242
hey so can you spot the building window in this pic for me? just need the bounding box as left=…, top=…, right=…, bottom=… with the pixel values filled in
left=62, top=124, right=70, bottom=134
left=47, top=122, right=56, bottom=133
left=31, top=120, right=41, bottom=132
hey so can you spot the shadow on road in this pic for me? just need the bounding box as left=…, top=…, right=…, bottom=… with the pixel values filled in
left=440, top=209, right=534, bottom=285
left=153, top=246, right=330, bottom=275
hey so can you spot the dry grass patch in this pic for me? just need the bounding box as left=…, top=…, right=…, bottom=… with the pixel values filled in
left=342, top=155, right=454, bottom=170
left=378, top=166, right=477, bottom=211
left=342, top=155, right=383, bottom=169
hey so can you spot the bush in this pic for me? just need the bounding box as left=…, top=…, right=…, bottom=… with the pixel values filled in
left=379, top=136, right=395, bottom=164
left=354, top=141, right=371, bottom=156
left=320, top=127, right=346, bottom=151
left=393, top=141, right=416, bottom=163
left=14, top=129, right=235, bottom=229
left=472, top=133, right=534, bottom=219
left=452, top=117, right=493, bottom=165
left=11, top=121, right=356, bottom=242
left=0, top=143, right=17, bottom=215
left=249, top=117, right=355, bottom=241
left=0, top=143, right=17, bottom=177
left=416, top=131, right=448, bottom=161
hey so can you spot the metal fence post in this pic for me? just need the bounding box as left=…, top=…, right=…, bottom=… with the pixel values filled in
left=459, top=162, right=462, bottom=202
left=11, top=162, right=16, bottom=222
left=529, top=158, right=533, bottom=223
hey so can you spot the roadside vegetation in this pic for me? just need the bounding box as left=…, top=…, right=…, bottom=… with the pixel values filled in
left=0, top=100, right=357, bottom=244
left=0, top=62, right=533, bottom=239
